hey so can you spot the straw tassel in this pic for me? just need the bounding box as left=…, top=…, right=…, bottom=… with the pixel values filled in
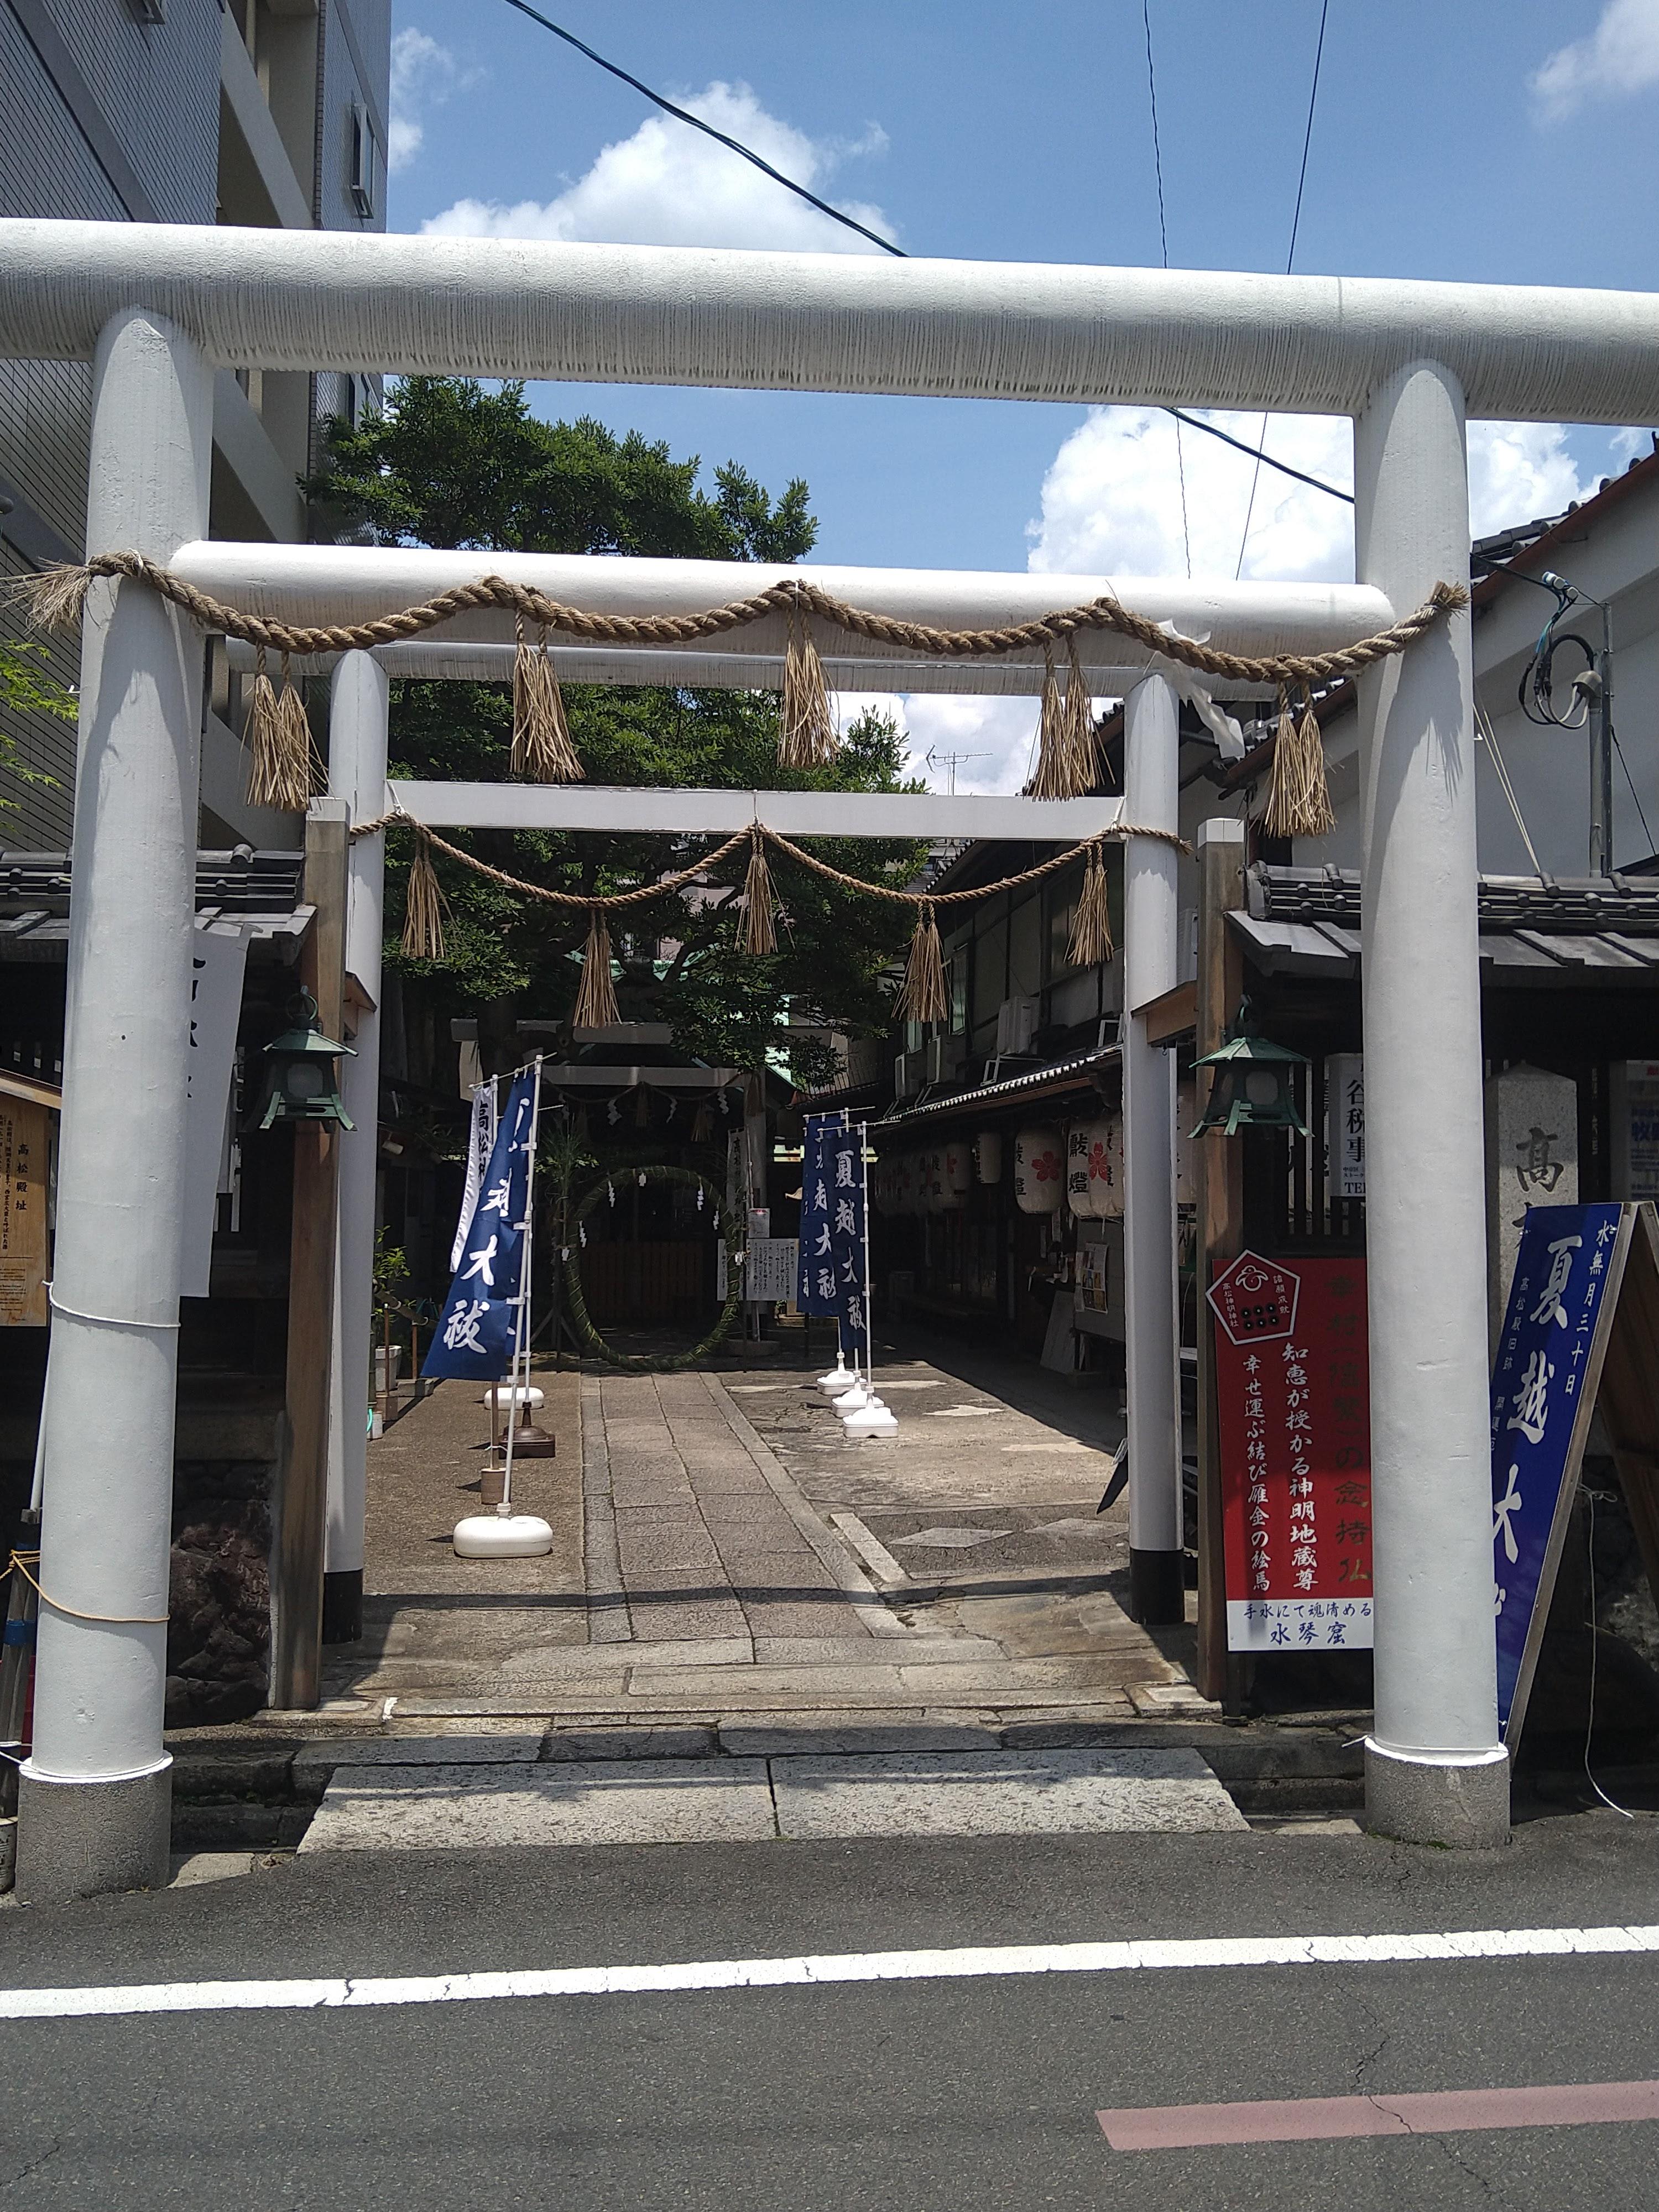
left=739, top=825, right=777, bottom=955
left=512, top=615, right=583, bottom=782
left=1031, top=636, right=1095, bottom=801
left=20, top=561, right=96, bottom=631
left=692, top=1100, right=714, bottom=1143
left=245, top=652, right=317, bottom=812
left=897, top=899, right=949, bottom=1025
left=401, top=831, right=448, bottom=961
left=779, top=594, right=837, bottom=769
left=1264, top=682, right=1337, bottom=841
left=572, top=906, right=620, bottom=1030
left=1066, top=841, right=1115, bottom=967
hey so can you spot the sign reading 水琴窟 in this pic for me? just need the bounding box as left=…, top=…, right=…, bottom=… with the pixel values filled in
left=1212, top=1251, right=1373, bottom=1652
left=1491, top=1202, right=1629, bottom=1740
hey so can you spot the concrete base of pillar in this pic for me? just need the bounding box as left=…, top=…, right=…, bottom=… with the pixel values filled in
left=1363, top=1740, right=1510, bottom=1849
left=322, top=1569, right=363, bottom=1645
left=1129, top=1547, right=1186, bottom=1626
left=0, top=1815, right=15, bottom=1895
left=15, top=1762, right=172, bottom=1905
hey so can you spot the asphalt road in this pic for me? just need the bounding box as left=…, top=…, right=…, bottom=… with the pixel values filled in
left=6, top=1814, right=1659, bottom=2209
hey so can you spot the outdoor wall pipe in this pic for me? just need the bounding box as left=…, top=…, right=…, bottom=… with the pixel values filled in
left=322, top=652, right=389, bottom=1645
left=1120, top=675, right=1186, bottom=1626
left=175, top=542, right=1393, bottom=666
left=1354, top=362, right=1509, bottom=1849
left=2, top=222, right=1657, bottom=424
left=14, top=310, right=212, bottom=1906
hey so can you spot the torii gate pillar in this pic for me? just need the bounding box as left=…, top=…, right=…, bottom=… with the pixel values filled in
left=1355, top=360, right=1508, bottom=1846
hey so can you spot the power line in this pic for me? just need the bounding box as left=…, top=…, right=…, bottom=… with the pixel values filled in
left=1235, top=0, right=1330, bottom=578
left=1166, top=409, right=1352, bottom=502
left=499, top=0, right=903, bottom=257
left=1141, top=2, right=1191, bottom=578
left=501, top=0, right=1354, bottom=522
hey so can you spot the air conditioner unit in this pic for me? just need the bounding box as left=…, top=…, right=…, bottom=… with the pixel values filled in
left=894, top=1050, right=921, bottom=1101
left=995, top=995, right=1039, bottom=1057
left=921, top=1034, right=965, bottom=1083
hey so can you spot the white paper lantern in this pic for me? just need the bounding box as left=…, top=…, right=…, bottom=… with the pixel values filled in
left=940, top=1136, right=971, bottom=1206
left=1013, top=1125, right=1065, bottom=1213
left=975, top=1130, right=1003, bottom=1184
left=1099, top=1113, right=1125, bottom=1219
left=1066, top=1119, right=1113, bottom=1219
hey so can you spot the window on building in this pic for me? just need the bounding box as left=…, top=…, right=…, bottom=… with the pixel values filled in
left=349, top=101, right=377, bottom=218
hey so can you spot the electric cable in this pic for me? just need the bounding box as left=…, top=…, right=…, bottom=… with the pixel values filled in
left=1165, top=409, right=1352, bottom=501
left=1613, top=727, right=1655, bottom=858
left=1475, top=702, right=1545, bottom=879
left=499, top=0, right=903, bottom=256
left=1141, top=1, right=1191, bottom=577
left=1235, top=0, right=1330, bottom=578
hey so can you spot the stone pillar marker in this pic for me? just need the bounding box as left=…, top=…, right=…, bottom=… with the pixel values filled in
left=1485, top=1062, right=1579, bottom=1345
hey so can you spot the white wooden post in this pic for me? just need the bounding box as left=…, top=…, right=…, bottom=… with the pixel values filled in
left=324, top=651, right=389, bottom=1642
left=1121, top=674, right=1185, bottom=1623
left=16, top=310, right=212, bottom=1903
left=1354, top=361, right=1509, bottom=1845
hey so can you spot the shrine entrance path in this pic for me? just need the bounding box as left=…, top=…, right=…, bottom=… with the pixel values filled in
left=316, top=1352, right=1209, bottom=1739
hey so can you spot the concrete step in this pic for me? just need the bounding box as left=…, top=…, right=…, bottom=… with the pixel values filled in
left=297, top=1747, right=1248, bottom=1851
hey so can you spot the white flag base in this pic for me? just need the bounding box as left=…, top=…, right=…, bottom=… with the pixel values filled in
left=816, top=1359, right=855, bottom=1394
left=831, top=1378, right=870, bottom=1411
left=841, top=1397, right=898, bottom=1436
left=453, top=1512, right=555, bottom=1559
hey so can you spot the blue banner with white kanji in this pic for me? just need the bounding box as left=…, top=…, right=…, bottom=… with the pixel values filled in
left=797, top=1112, right=844, bottom=1317
left=1491, top=1201, right=1623, bottom=1735
left=826, top=1121, right=869, bottom=1354
left=423, top=1070, right=537, bottom=1381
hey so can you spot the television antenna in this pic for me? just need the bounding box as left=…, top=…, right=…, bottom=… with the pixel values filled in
left=924, top=744, right=991, bottom=796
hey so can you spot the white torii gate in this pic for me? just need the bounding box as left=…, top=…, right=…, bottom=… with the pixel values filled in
left=4, top=219, right=1657, bottom=1899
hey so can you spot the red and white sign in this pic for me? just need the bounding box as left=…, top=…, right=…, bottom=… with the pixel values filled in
left=1215, top=1253, right=1373, bottom=1652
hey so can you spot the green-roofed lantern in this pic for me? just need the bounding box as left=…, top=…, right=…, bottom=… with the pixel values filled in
left=1190, top=1000, right=1309, bottom=1138
left=253, top=987, right=355, bottom=1130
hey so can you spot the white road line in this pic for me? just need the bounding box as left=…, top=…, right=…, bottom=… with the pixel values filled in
left=3, top=1925, right=1658, bottom=2023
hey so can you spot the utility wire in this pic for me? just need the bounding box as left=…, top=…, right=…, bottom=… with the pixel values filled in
left=1141, top=2, right=1191, bottom=578
left=499, top=0, right=1354, bottom=513
left=499, top=0, right=903, bottom=257
left=1235, top=0, right=1330, bottom=578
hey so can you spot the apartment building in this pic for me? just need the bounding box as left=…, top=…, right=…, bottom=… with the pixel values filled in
left=0, top=0, right=391, bottom=846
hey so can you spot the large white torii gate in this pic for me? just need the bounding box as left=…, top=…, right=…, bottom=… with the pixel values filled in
left=4, top=219, right=1657, bottom=1900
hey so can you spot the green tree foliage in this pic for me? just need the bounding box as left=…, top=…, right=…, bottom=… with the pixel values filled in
left=311, top=379, right=922, bottom=1088
left=0, top=640, right=72, bottom=817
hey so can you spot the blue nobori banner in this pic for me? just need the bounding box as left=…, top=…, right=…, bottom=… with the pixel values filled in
left=826, top=1120, right=868, bottom=1353
left=423, top=1070, right=537, bottom=1382
left=1490, top=1201, right=1628, bottom=1739
left=796, top=1111, right=847, bottom=1318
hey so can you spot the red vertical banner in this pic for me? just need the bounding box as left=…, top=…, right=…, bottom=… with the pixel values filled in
left=1211, top=1253, right=1373, bottom=1651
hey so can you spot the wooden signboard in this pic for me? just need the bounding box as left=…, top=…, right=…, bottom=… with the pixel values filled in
left=0, top=1095, right=52, bottom=1327
left=1494, top=1201, right=1659, bottom=1745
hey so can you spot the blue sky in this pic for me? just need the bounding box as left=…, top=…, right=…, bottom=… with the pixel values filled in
left=386, top=0, right=1659, bottom=787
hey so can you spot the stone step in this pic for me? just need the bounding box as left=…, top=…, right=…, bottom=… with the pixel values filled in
left=298, top=1747, right=1247, bottom=1852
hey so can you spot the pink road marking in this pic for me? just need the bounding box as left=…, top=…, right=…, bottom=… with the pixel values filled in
left=1098, top=2079, right=1659, bottom=2151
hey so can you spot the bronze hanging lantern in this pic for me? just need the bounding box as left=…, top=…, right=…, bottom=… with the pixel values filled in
left=252, top=987, right=355, bottom=1130
left=1191, top=1001, right=1309, bottom=1138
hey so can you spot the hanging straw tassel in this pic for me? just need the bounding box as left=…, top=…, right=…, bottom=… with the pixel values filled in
left=401, top=831, right=448, bottom=961
left=511, top=614, right=584, bottom=782
left=779, top=594, right=837, bottom=769
left=572, top=906, right=620, bottom=1030
left=244, top=652, right=317, bottom=812
left=692, top=1100, right=714, bottom=1143
left=897, top=899, right=949, bottom=1025
left=1264, top=682, right=1337, bottom=841
left=1066, top=841, right=1115, bottom=967
left=1065, top=634, right=1102, bottom=792
left=739, top=824, right=777, bottom=955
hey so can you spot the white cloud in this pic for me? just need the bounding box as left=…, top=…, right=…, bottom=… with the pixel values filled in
left=834, top=691, right=1042, bottom=799
left=421, top=81, right=894, bottom=253
left=1025, top=409, right=1612, bottom=587
left=389, top=27, right=456, bottom=173
left=1531, top=0, right=1659, bottom=119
